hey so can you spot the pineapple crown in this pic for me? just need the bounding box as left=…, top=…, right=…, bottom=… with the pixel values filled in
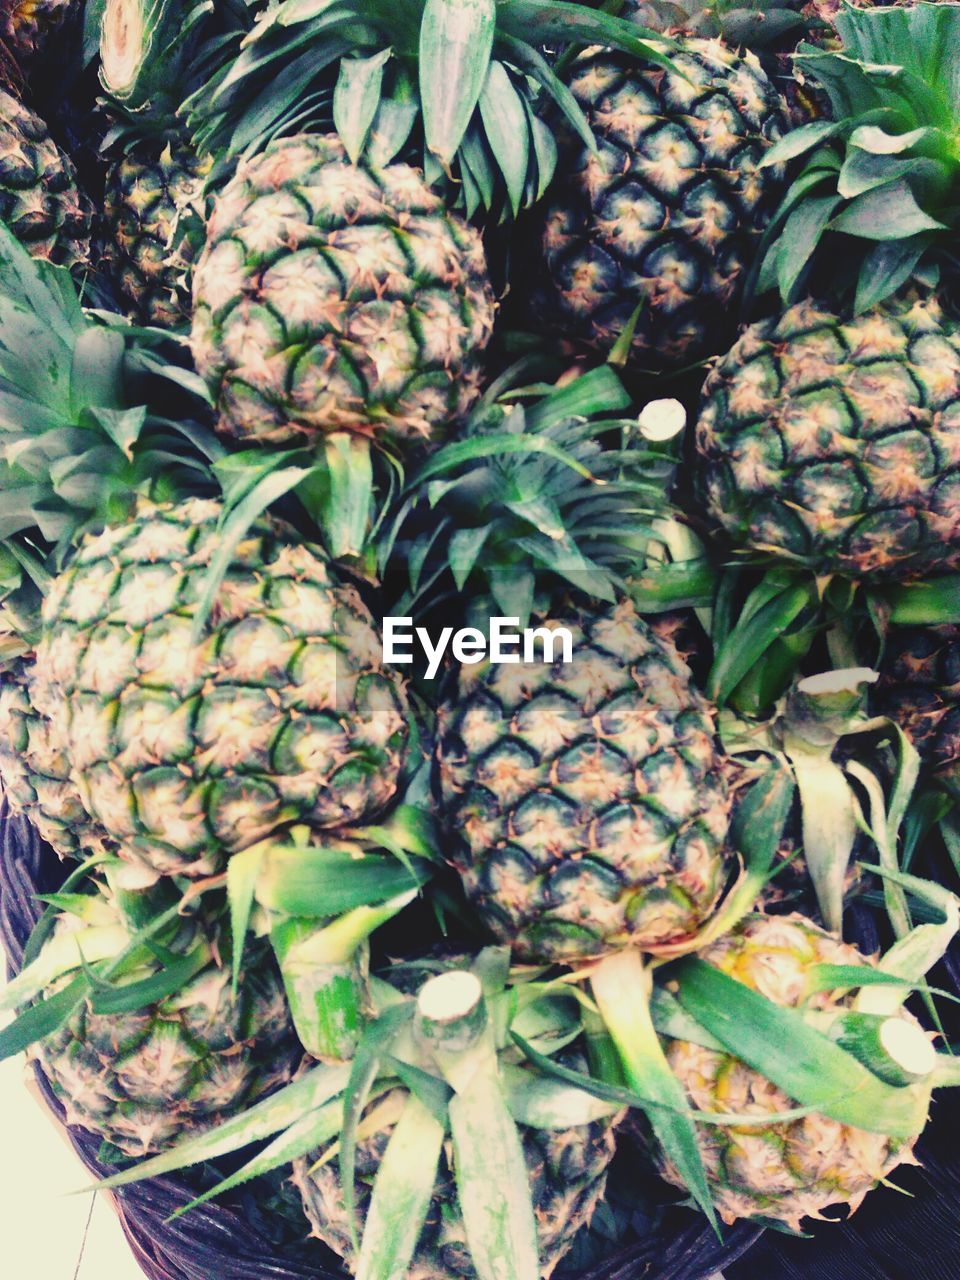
left=754, top=0, right=960, bottom=312
left=0, top=222, right=219, bottom=637
left=98, top=0, right=258, bottom=150
left=380, top=363, right=684, bottom=624
left=183, top=0, right=674, bottom=217
left=620, top=0, right=809, bottom=48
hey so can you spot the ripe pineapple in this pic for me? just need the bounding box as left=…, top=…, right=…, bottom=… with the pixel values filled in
left=104, top=139, right=211, bottom=328
left=877, top=625, right=960, bottom=795
left=32, top=497, right=412, bottom=882
left=99, top=0, right=219, bottom=326
left=651, top=914, right=923, bottom=1228
left=531, top=41, right=787, bottom=371
left=0, top=87, right=90, bottom=268
left=190, top=133, right=496, bottom=447
left=694, top=293, right=960, bottom=580
left=436, top=599, right=730, bottom=962
left=33, top=894, right=300, bottom=1157
left=293, top=1088, right=618, bottom=1280
left=0, top=657, right=112, bottom=858
left=2, top=0, right=75, bottom=65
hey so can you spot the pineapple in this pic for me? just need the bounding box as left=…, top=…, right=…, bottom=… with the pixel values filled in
left=32, top=891, right=300, bottom=1157
left=435, top=598, right=730, bottom=962
left=190, top=133, right=496, bottom=446
left=2, top=0, right=75, bottom=66
left=31, top=496, right=412, bottom=882
left=530, top=41, right=788, bottom=371
left=290, top=962, right=622, bottom=1280
left=0, top=86, right=90, bottom=268
left=0, top=657, right=112, bottom=858
left=292, top=1088, right=618, bottom=1280
left=651, top=914, right=925, bottom=1228
left=99, top=0, right=220, bottom=326
left=103, top=138, right=211, bottom=328
left=694, top=292, right=960, bottom=581
left=876, top=625, right=960, bottom=796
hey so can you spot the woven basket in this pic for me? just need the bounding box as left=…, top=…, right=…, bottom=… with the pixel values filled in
left=3, top=798, right=958, bottom=1280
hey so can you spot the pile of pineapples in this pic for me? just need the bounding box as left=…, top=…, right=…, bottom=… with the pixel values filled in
left=2, top=0, right=960, bottom=1276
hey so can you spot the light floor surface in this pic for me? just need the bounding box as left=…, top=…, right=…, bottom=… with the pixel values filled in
left=0, top=965, right=144, bottom=1279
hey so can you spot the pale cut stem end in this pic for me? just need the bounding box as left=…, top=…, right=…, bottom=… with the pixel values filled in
left=415, top=971, right=486, bottom=1055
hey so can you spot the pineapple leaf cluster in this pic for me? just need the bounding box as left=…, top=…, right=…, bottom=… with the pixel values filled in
left=382, top=364, right=682, bottom=623
left=185, top=0, right=675, bottom=217
left=756, top=0, right=960, bottom=312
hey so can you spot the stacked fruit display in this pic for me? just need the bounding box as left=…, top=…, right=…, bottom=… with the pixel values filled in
left=2, top=1, right=960, bottom=1278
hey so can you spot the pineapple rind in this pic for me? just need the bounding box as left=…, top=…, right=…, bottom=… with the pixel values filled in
left=32, top=498, right=411, bottom=879
left=191, top=133, right=496, bottom=445
left=437, top=600, right=730, bottom=962
left=696, top=294, right=960, bottom=579
left=655, top=914, right=920, bottom=1229
left=534, top=40, right=787, bottom=369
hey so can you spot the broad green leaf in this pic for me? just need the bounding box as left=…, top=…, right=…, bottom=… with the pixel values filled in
left=501, top=1064, right=621, bottom=1128
left=776, top=192, right=843, bottom=302
left=449, top=1070, right=540, bottom=1280
left=323, top=431, right=374, bottom=559
left=591, top=950, right=717, bottom=1233
left=253, top=843, right=430, bottom=917
left=478, top=61, right=530, bottom=217
left=175, top=1098, right=348, bottom=1218
left=785, top=746, right=857, bottom=934
left=334, top=50, right=392, bottom=162
left=761, top=119, right=845, bottom=168
left=728, top=758, right=796, bottom=876
left=341, top=1002, right=415, bottom=1252
left=227, top=841, right=266, bottom=992
left=0, top=925, right=129, bottom=1012
left=855, top=235, right=930, bottom=313
left=708, top=581, right=814, bottom=705
left=91, top=1061, right=352, bottom=1190
left=357, top=1093, right=445, bottom=1280
left=829, top=178, right=945, bottom=240
left=672, top=959, right=932, bottom=1139
left=420, top=0, right=495, bottom=164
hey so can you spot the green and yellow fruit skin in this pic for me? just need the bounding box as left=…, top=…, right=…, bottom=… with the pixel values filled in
left=32, top=497, right=411, bottom=881
left=191, top=133, right=496, bottom=447
left=292, top=1088, right=618, bottom=1280
left=0, top=88, right=91, bottom=269
left=105, top=139, right=212, bottom=328
left=532, top=41, right=787, bottom=370
left=877, top=624, right=960, bottom=796
left=695, top=294, right=960, bottom=580
left=436, top=600, right=730, bottom=963
left=653, top=913, right=920, bottom=1228
left=0, top=657, right=112, bottom=859
left=34, top=906, right=300, bottom=1157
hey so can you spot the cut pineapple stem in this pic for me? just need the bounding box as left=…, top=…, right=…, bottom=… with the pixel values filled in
left=828, top=1010, right=937, bottom=1088
left=415, top=971, right=487, bottom=1055
left=270, top=891, right=417, bottom=1061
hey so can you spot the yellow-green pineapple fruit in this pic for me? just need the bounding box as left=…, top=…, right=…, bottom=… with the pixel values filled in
left=104, top=138, right=212, bottom=327
left=532, top=41, right=787, bottom=370
left=695, top=293, right=960, bottom=579
left=191, top=133, right=496, bottom=447
left=654, top=913, right=922, bottom=1228
left=34, top=895, right=300, bottom=1156
left=32, top=497, right=411, bottom=881
left=436, top=600, right=731, bottom=962
left=0, top=87, right=91, bottom=268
